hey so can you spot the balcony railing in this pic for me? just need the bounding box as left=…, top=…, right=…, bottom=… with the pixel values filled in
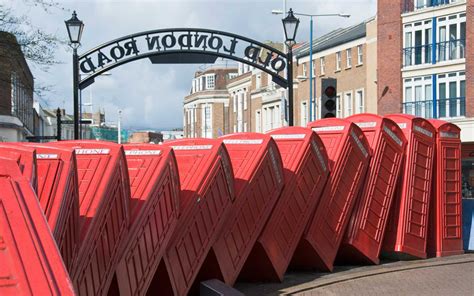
left=403, top=97, right=465, bottom=118
left=437, top=39, right=466, bottom=62
left=403, top=0, right=462, bottom=13
left=403, top=44, right=432, bottom=66
left=403, top=39, right=465, bottom=67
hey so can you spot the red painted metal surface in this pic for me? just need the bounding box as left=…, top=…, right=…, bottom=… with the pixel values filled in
left=382, top=114, right=436, bottom=259
left=0, top=143, right=37, bottom=190
left=152, top=139, right=234, bottom=296
left=239, top=127, right=330, bottom=282
left=112, top=144, right=180, bottom=296
left=21, top=144, right=80, bottom=273
left=50, top=141, right=130, bottom=296
left=197, top=133, right=284, bottom=286
left=294, top=118, right=370, bottom=272
left=337, top=114, right=407, bottom=264
left=0, top=158, right=75, bottom=295
left=427, top=119, right=464, bottom=257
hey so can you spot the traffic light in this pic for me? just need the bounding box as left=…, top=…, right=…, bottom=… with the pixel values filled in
left=320, top=78, right=337, bottom=118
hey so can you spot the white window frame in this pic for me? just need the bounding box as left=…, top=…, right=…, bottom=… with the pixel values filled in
left=336, top=52, right=341, bottom=71
left=201, top=104, right=213, bottom=138
left=301, top=101, right=308, bottom=126
left=206, top=74, right=215, bottom=89
left=357, top=45, right=363, bottom=65
left=255, top=109, right=262, bottom=132
left=346, top=48, right=352, bottom=68
left=355, top=89, right=365, bottom=114
left=311, top=60, right=316, bottom=77
left=403, top=76, right=432, bottom=118
left=336, top=94, right=342, bottom=118
left=320, top=57, right=325, bottom=75
left=243, top=91, right=247, bottom=110
left=437, top=71, right=465, bottom=118
left=403, top=20, right=432, bottom=66
left=344, top=91, right=353, bottom=117
left=302, top=63, right=307, bottom=77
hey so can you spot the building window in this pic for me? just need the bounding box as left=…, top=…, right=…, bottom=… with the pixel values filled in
left=336, top=95, right=342, bottom=118
left=344, top=92, right=352, bottom=117
left=262, top=103, right=281, bottom=132
left=243, top=92, right=247, bottom=110
left=256, top=109, right=262, bottom=132
left=437, top=13, right=466, bottom=62
left=403, top=20, right=432, bottom=66
left=336, top=52, right=341, bottom=71
left=229, top=73, right=238, bottom=80
left=301, top=101, right=308, bottom=126
left=438, top=71, right=465, bottom=118
left=356, top=90, right=364, bottom=114
left=320, top=57, right=325, bottom=74
left=311, top=61, right=315, bottom=77
left=206, top=74, right=215, bottom=89
left=346, top=48, right=352, bottom=68
left=403, top=76, right=433, bottom=118
left=202, top=104, right=212, bottom=138
left=357, top=45, right=363, bottom=65
left=302, top=63, right=307, bottom=77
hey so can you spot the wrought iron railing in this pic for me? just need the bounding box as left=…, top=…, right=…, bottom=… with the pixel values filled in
left=437, top=39, right=466, bottom=62
left=402, top=97, right=465, bottom=118
left=402, top=39, right=465, bottom=67
left=403, top=44, right=433, bottom=66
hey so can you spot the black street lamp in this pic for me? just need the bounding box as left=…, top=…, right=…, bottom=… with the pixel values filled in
left=282, top=9, right=300, bottom=126
left=65, top=11, right=84, bottom=139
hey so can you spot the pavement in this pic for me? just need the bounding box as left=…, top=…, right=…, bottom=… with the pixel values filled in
left=235, top=253, right=474, bottom=295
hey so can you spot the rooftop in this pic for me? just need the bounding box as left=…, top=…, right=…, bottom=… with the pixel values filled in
left=295, top=17, right=375, bottom=59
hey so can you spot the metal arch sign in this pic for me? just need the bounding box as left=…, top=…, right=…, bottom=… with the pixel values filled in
left=78, top=28, right=289, bottom=89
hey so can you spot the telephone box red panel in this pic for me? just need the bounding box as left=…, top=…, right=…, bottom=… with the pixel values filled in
left=239, top=127, right=330, bottom=282
left=293, top=118, right=370, bottom=272
left=50, top=141, right=130, bottom=296
left=427, top=119, right=463, bottom=257
left=21, top=144, right=80, bottom=273
left=197, top=133, right=284, bottom=286
left=338, top=114, right=407, bottom=264
left=0, top=158, right=75, bottom=295
left=152, top=139, right=234, bottom=296
left=0, top=144, right=37, bottom=190
left=382, top=114, right=436, bottom=259
left=113, top=144, right=181, bottom=296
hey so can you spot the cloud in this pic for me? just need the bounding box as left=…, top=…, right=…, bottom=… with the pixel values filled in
left=8, top=0, right=376, bottom=129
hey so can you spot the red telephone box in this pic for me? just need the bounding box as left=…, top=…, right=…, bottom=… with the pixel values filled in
left=0, top=158, right=75, bottom=295
left=197, top=133, right=284, bottom=286
left=239, top=127, right=329, bottom=282
left=51, top=140, right=130, bottom=296
left=338, top=114, right=407, bottom=264
left=427, top=119, right=463, bottom=257
left=153, top=139, right=235, bottom=296
left=0, top=143, right=37, bottom=190
left=292, top=118, right=370, bottom=272
left=111, top=144, right=181, bottom=296
left=382, top=114, right=436, bottom=259
left=22, top=144, right=80, bottom=273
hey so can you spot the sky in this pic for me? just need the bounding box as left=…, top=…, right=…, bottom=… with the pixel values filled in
left=7, top=0, right=376, bottom=130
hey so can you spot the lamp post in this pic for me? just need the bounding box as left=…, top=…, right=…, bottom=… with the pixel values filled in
left=282, top=8, right=300, bottom=126
left=273, top=10, right=350, bottom=121
left=65, top=11, right=84, bottom=140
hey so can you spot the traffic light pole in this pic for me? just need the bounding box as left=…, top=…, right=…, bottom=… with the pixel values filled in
left=287, top=48, right=294, bottom=126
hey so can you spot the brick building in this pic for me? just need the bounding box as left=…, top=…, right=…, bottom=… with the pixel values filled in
left=378, top=0, right=472, bottom=142
left=183, top=65, right=238, bottom=138
left=0, top=32, right=35, bottom=141
left=294, top=17, right=378, bottom=125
